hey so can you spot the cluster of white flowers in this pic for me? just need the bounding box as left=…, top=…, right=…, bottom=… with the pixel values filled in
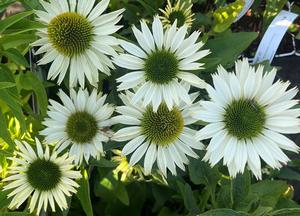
left=2, top=0, right=300, bottom=214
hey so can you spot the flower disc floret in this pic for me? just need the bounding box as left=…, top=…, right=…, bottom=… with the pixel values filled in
left=48, top=12, right=93, bottom=57
left=141, top=104, right=184, bottom=145
left=66, top=111, right=98, bottom=144
left=144, top=50, right=179, bottom=84
left=224, top=99, right=266, bottom=140
left=27, top=159, right=61, bottom=191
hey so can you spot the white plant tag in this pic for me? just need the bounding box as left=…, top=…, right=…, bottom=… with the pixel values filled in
left=253, top=10, right=298, bottom=64
left=235, top=0, right=254, bottom=22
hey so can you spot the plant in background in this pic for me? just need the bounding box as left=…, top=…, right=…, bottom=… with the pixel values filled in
left=159, top=0, right=195, bottom=28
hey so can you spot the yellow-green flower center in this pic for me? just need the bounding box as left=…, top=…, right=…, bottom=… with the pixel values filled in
left=224, top=99, right=266, bottom=140
left=48, top=12, right=93, bottom=57
left=144, top=50, right=179, bottom=84
left=141, top=104, right=184, bottom=145
left=27, top=159, right=61, bottom=191
left=66, top=111, right=98, bottom=144
left=169, top=10, right=186, bottom=26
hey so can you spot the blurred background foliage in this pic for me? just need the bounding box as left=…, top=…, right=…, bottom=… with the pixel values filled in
left=0, top=0, right=300, bottom=215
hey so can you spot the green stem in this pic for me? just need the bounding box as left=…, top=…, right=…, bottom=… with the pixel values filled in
left=209, top=185, right=217, bottom=208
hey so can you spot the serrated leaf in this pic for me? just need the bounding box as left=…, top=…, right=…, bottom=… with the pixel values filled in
left=0, top=10, right=33, bottom=34
left=232, top=170, right=251, bottom=207
left=1, top=48, right=29, bottom=67
left=188, top=158, right=220, bottom=186
left=251, top=180, right=288, bottom=207
left=76, top=169, right=93, bottom=216
left=176, top=181, right=200, bottom=215
left=217, top=183, right=233, bottom=208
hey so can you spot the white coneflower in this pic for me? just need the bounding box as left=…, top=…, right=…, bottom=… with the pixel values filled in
left=159, top=0, right=195, bottom=28
left=114, top=16, right=210, bottom=112
left=112, top=90, right=204, bottom=176
left=40, top=88, right=114, bottom=165
left=33, top=0, right=124, bottom=87
left=2, top=138, right=81, bottom=214
left=192, top=58, right=300, bottom=179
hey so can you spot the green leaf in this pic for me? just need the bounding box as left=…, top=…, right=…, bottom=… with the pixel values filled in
left=232, top=170, right=251, bottom=207
left=1, top=48, right=29, bottom=67
left=275, top=197, right=300, bottom=209
left=19, top=0, right=41, bottom=9
left=0, top=189, right=11, bottom=209
left=115, top=181, right=129, bottom=206
left=95, top=172, right=130, bottom=206
left=250, top=206, right=273, bottom=216
left=212, top=0, right=244, bottom=32
left=200, top=57, right=222, bottom=73
left=268, top=208, right=300, bottom=216
left=0, top=81, right=15, bottom=89
left=76, top=169, right=93, bottom=216
left=201, top=208, right=248, bottom=216
left=235, top=193, right=260, bottom=212
left=3, top=19, right=45, bottom=35
left=176, top=181, right=200, bottom=215
left=0, top=109, right=13, bottom=146
left=278, top=167, right=300, bottom=182
left=16, top=71, right=47, bottom=115
left=90, top=158, right=117, bottom=168
left=251, top=180, right=288, bottom=207
left=0, top=34, right=37, bottom=49
left=0, top=10, right=34, bottom=34
left=136, top=0, right=156, bottom=14
left=204, top=31, right=258, bottom=68
left=188, top=158, right=220, bottom=186
left=0, top=89, right=25, bottom=132
left=217, top=183, right=233, bottom=208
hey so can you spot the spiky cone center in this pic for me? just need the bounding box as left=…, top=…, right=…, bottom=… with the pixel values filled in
left=224, top=99, right=266, bottom=140
left=141, top=104, right=184, bottom=145
left=48, top=12, right=93, bottom=57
